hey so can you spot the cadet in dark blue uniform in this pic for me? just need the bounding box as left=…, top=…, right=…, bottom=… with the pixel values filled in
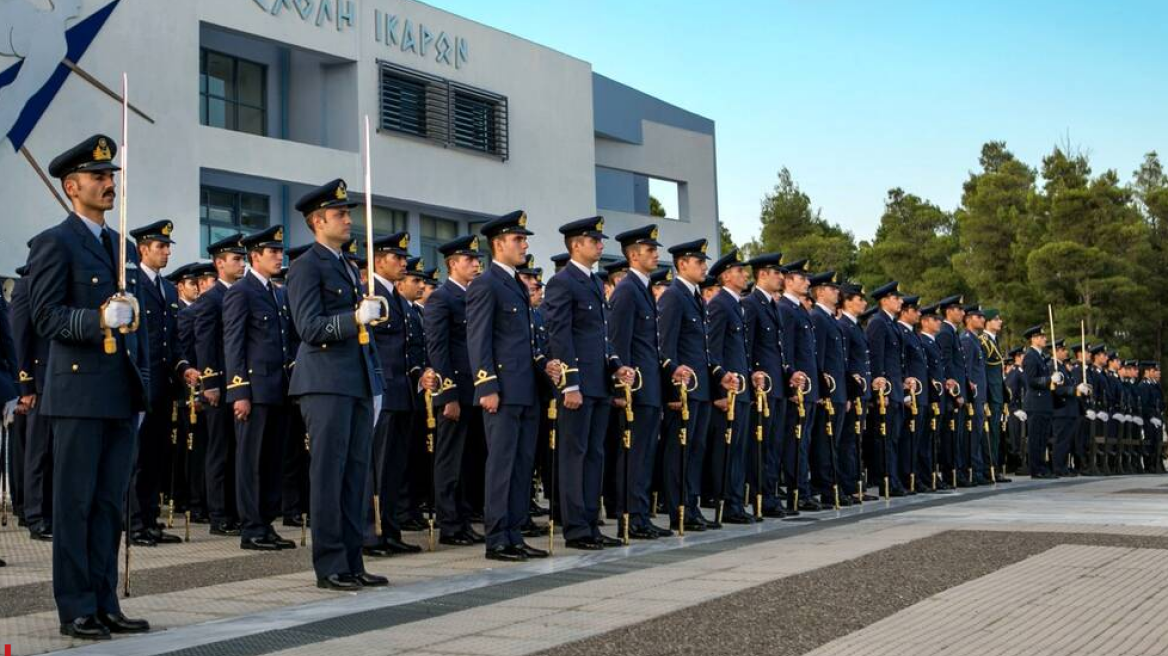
left=778, top=260, right=819, bottom=511
left=129, top=220, right=197, bottom=546
left=0, top=266, right=19, bottom=541
left=361, top=232, right=422, bottom=556
left=658, top=240, right=721, bottom=530
left=917, top=303, right=947, bottom=490
left=401, top=257, right=433, bottom=532
left=166, top=263, right=205, bottom=521
left=980, top=309, right=1010, bottom=481
left=13, top=263, right=54, bottom=540
left=705, top=250, right=756, bottom=522
left=32, top=135, right=151, bottom=638
left=1021, top=325, right=1060, bottom=478
left=936, top=296, right=967, bottom=486
left=426, top=236, right=483, bottom=545
left=742, top=254, right=787, bottom=517
left=195, top=234, right=246, bottom=536
left=865, top=282, right=905, bottom=497
left=960, top=305, right=989, bottom=485
left=544, top=217, right=633, bottom=549
left=1007, top=347, right=1027, bottom=473
left=838, top=282, right=873, bottom=501
left=895, top=295, right=926, bottom=493
left=467, top=211, right=557, bottom=561
left=1051, top=341, right=1086, bottom=476
left=223, top=226, right=296, bottom=551
left=287, top=179, right=387, bottom=590
left=280, top=245, right=311, bottom=527
left=807, top=272, right=847, bottom=507
left=607, top=226, right=673, bottom=537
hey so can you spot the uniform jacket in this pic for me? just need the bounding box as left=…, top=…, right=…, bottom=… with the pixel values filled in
left=742, top=288, right=786, bottom=401
left=839, top=313, right=871, bottom=403
left=608, top=271, right=665, bottom=408
left=543, top=262, right=620, bottom=398
left=778, top=294, right=819, bottom=404
left=137, top=267, right=187, bottom=408
left=707, top=289, right=749, bottom=402
left=193, top=281, right=228, bottom=392
left=425, top=279, right=473, bottom=407
left=961, top=329, right=988, bottom=403
left=11, top=276, right=46, bottom=396
left=465, top=262, right=546, bottom=407
left=658, top=278, right=713, bottom=403
left=26, top=214, right=149, bottom=418
left=1021, top=347, right=1054, bottom=413
left=286, top=242, right=383, bottom=399
left=371, top=277, right=413, bottom=412
left=866, top=310, right=904, bottom=404
left=938, top=321, right=967, bottom=393
left=811, top=304, right=847, bottom=404
left=223, top=270, right=293, bottom=405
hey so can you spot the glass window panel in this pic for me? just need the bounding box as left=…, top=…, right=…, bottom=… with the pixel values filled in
left=236, top=60, right=264, bottom=107
left=206, top=97, right=229, bottom=130
left=239, top=193, right=270, bottom=230
left=237, top=106, right=264, bottom=136
left=204, top=52, right=234, bottom=100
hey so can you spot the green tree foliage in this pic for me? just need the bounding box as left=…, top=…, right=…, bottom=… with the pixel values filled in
left=717, top=221, right=737, bottom=256
left=649, top=195, right=667, bottom=218
left=753, top=168, right=856, bottom=274
left=745, top=144, right=1165, bottom=358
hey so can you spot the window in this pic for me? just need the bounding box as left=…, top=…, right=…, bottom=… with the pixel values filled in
left=378, top=61, right=509, bottom=160
left=199, top=186, right=271, bottom=254
left=200, top=49, right=267, bottom=136
left=351, top=205, right=407, bottom=239
left=421, top=216, right=459, bottom=276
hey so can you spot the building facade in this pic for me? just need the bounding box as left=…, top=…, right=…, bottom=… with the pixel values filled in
left=0, top=0, right=718, bottom=278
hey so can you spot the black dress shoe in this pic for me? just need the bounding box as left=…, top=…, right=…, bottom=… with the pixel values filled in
left=400, top=518, right=428, bottom=532
left=266, top=531, right=297, bottom=549
left=722, top=513, right=756, bottom=524
left=650, top=524, right=674, bottom=537
left=520, top=521, right=549, bottom=537
left=317, top=573, right=362, bottom=590
left=382, top=537, right=422, bottom=554
left=597, top=534, right=623, bottom=547
left=29, top=528, right=53, bottom=541
left=60, top=616, right=111, bottom=640
left=130, top=531, right=157, bottom=547
left=189, top=512, right=210, bottom=524
left=798, top=499, right=823, bottom=511
left=466, top=527, right=486, bottom=543
left=628, top=525, right=659, bottom=540
left=837, top=497, right=854, bottom=507
left=529, top=502, right=549, bottom=517
left=519, top=543, right=549, bottom=558
left=240, top=537, right=281, bottom=551
left=762, top=507, right=787, bottom=519
left=861, top=493, right=880, bottom=501
left=362, top=544, right=393, bottom=557
left=888, top=489, right=907, bottom=498
left=485, top=545, right=527, bottom=561
left=675, top=520, right=707, bottom=532
left=354, top=572, right=389, bottom=587
left=149, top=528, right=183, bottom=544
left=996, top=476, right=1013, bottom=483
left=96, top=611, right=150, bottom=634
left=282, top=516, right=307, bottom=528
left=565, top=537, right=604, bottom=550
left=210, top=523, right=241, bottom=536
left=439, top=533, right=475, bottom=547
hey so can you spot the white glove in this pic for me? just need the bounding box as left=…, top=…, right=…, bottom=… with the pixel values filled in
left=1152, top=418, right=1162, bottom=429
left=102, top=298, right=134, bottom=329
left=1116, top=414, right=1126, bottom=424
left=1086, top=410, right=1097, bottom=421
left=2, top=398, right=16, bottom=427
left=1135, top=416, right=1145, bottom=427
left=1076, top=383, right=1091, bottom=396
left=356, top=299, right=382, bottom=325
left=1051, top=371, right=1065, bottom=385
left=1013, top=410, right=1028, bottom=422
left=1097, top=412, right=1109, bottom=422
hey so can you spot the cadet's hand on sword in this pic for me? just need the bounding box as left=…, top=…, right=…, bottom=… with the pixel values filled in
left=101, top=297, right=134, bottom=329
left=356, top=299, right=382, bottom=325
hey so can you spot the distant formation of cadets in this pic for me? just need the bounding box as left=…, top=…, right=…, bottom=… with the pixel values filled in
left=1, top=135, right=1166, bottom=639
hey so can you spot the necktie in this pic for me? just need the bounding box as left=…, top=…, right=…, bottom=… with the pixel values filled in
left=155, top=273, right=164, bottom=299
left=100, top=229, right=115, bottom=265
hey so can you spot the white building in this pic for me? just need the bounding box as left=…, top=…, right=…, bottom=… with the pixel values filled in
left=0, top=0, right=719, bottom=279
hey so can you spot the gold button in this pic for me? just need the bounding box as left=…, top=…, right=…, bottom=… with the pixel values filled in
left=72, top=364, right=79, bottom=372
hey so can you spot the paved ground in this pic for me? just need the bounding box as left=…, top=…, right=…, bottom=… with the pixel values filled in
left=4, top=475, right=1168, bottom=656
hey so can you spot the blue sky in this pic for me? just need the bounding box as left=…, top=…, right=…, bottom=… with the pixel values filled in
left=429, top=0, right=1168, bottom=244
